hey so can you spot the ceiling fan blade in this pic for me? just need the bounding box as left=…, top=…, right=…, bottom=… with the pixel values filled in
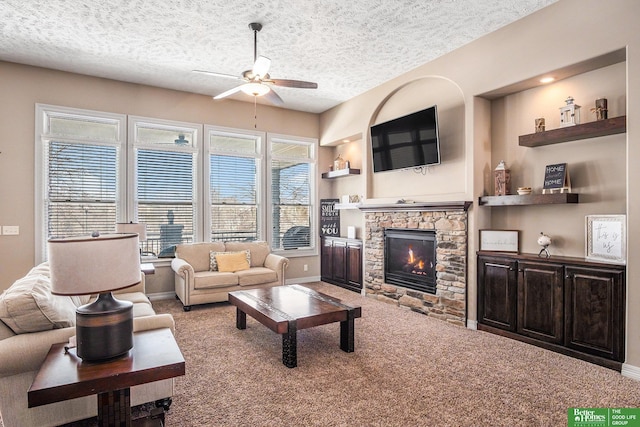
left=270, top=79, right=318, bottom=89
left=263, top=88, right=284, bottom=106
left=252, top=56, right=271, bottom=78
left=193, top=70, right=241, bottom=80
left=213, top=85, right=243, bottom=100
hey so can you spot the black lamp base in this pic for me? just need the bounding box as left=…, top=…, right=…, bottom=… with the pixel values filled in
left=76, top=292, right=134, bottom=362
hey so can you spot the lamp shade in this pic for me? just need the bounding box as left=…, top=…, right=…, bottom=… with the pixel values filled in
left=116, top=222, right=147, bottom=241
left=49, top=233, right=141, bottom=296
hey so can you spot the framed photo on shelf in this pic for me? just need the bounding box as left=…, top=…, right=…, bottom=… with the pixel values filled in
left=479, top=229, right=519, bottom=253
left=585, top=215, right=626, bottom=264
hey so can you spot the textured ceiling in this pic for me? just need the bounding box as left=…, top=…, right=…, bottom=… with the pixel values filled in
left=0, top=0, right=557, bottom=113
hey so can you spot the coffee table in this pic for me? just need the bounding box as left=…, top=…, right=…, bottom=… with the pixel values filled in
left=229, top=285, right=362, bottom=368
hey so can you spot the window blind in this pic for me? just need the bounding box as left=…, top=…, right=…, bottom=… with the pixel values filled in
left=210, top=155, right=258, bottom=241
left=47, top=141, right=118, bottom=238
left=271, top=160, right=311, bottom=250
left=137, top=149, right=195, bottom=256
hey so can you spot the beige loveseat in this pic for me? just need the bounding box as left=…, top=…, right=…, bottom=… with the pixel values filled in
left=0, top=262, right=175, bottom=427
left=171, top=241, right=289, bottom=311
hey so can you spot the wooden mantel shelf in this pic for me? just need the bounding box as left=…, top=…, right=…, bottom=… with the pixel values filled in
left=358, top=201, right=472, bottom=212
left=519, top=116, right=626, bottom=147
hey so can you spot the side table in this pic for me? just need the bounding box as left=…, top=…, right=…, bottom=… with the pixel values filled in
left=28, top=328, right=185, bottom=427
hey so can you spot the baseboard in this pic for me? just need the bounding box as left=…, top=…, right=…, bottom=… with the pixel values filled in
left=621, top=363, right=640, bottom=381
left=466, top=319, right=478, bottom=330
left=147, top=291, right=176, bottom=301
left=286, top=276, right=321, bottom=284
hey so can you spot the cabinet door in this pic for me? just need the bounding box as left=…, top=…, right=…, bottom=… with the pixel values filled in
left=565, top=266, right=625, bottom=361
left=517, top=261, right=564, bottom=344
left=346, top=242, right=362, bottom=288
left=332, top=240, right=347, bottom=283
left=320, top=237, right=334, bottom=281
left=478, top=256, right=517, bottom=331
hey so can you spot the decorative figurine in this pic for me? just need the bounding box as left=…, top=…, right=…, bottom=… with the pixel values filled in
left=591, top=98, right=608, bottom=120
left=535, top=117, right=545, bottom=133
left=559, top=96, right=581, bottom=127
left=537, top=232, right=551, bottom=258
left=494, top=160, right=511, bottom=196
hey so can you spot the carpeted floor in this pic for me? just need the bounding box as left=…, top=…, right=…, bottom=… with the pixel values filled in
left=151, top=282, right=640, bottom=427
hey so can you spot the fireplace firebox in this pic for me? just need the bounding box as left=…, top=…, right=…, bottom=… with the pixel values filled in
left=384, top=229, right=436, bottom=294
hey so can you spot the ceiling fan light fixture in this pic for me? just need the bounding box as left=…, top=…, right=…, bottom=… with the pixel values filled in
left=241, top=82, right=270, bottom=97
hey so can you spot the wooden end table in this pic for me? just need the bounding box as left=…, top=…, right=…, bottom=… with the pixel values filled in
left=28, top=328, right=185, bottom=427
left=229, top=284, right=362, bottom=368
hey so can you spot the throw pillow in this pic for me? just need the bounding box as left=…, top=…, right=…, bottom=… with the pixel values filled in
left=0, top=274, right=78, bottom=334
left=215, top=251, right=251, bottom=272
left=210, top=250, right=250, bottom=271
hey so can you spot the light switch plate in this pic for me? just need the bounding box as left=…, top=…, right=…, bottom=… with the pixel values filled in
left=2, top=226, right=19, bottom=235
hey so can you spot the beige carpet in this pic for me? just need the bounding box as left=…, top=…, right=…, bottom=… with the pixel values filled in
left=151, top=282, right=640, bottom=426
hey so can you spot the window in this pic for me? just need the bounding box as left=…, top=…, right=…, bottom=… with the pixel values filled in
left=206, top=127, right=263, bottom=242
left=268, top=134, right=316, bottom=254
left=35, top=105, right=126, bottom=261
left=36, top=105, right=317, bottom=263
left=129, top=117, right=201, bottom=258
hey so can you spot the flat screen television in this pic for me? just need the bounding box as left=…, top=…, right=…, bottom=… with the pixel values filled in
left=370, top=105, right=441, bottom=173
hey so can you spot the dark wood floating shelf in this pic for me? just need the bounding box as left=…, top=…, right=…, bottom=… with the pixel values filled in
left=321, top=168, right=360, bottom=179
left=479, top=193, right=579, bottom=206
left=519, top=115, right=626, bottom=147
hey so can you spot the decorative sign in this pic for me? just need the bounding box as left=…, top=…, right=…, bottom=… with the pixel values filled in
left=543, top=163, right=571, bottom=193
left=586, top=215, right=626, bottom=264
left=479, top=230, right=519, bottom=253
left=320, top=199, right=340, bottom=236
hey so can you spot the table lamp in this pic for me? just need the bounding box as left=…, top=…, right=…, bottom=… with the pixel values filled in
left=48, top=233, right=141, bottom=362
left=116, top=222, right=147, bottom=256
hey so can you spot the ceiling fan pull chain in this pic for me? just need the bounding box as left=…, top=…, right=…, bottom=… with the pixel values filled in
left=254, top=96, right=258, bottom=129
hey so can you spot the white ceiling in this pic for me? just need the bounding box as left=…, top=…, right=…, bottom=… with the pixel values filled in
left=0, top=0, right=557, bottom=113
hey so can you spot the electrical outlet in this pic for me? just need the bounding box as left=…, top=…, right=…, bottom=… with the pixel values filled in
left=2, top=225, right=19, bottom=235
left=303, top=264, right=308, bottom=271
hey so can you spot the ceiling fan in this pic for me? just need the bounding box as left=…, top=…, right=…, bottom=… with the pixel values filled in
left=194, top=23, right=318, bottom=106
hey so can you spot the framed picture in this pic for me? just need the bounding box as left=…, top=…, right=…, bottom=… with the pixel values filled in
left=479, top=229, right=519, bottom=253
left=585, top=215, right=626, bottom=264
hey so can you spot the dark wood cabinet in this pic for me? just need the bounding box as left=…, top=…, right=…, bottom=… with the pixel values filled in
left=517, top=261, right=564, bottom=344
left=477, top=252, right=626, bottom=371
left=321, top=236, right=362, bottom=293
left=477, top=256, right=517, bottom=331
left=565, top=266, right=625, bottom=362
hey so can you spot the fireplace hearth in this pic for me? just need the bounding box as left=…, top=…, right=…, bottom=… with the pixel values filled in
left=384, top=229, right=436, bottom=294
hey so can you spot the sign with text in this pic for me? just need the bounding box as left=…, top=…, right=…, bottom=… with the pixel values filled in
left=320, top=199, right=340, bottom=236
left=543, top=163, right=571, bottom=192
left=568, top=408, right=640, bottom=427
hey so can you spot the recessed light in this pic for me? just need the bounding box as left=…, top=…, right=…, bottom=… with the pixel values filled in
left=342, top=139, right=350, bottom=143
left=540, top=77, right=555, bottom=84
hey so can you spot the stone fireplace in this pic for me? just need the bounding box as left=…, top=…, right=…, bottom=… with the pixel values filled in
left=361, top=202, right=471, bottom=326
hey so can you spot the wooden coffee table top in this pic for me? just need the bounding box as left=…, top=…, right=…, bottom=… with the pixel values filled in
left=229, top=285, right=361, bottom=334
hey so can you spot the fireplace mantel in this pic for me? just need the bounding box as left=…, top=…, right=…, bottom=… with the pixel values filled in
left=358, top=201, right=472, bottom=213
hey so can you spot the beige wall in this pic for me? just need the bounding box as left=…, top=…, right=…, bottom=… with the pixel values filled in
left=0, top=62, right=321, bottom=292
left=319, top=0, right=640, bottom=371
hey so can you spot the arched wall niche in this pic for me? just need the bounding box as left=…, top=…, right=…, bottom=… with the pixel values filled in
left=366, top=76, right=466, bottom=201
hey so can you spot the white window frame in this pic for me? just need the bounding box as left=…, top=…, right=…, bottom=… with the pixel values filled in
left=35, top=104, right=126, bottom=263
left=128, top=116, right=203, bottom=257
left=204, top=125, right=265, bottom=243
left=267, top=133, right=318, bottom=257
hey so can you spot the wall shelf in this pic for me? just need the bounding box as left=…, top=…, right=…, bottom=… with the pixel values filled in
left=479, top=193, right=579, bottom=206
left=321, top=168, right=360, bottom=179
left=334, top=202, right=361, bottom=210
left=519, top=116, right=626, bottom=147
